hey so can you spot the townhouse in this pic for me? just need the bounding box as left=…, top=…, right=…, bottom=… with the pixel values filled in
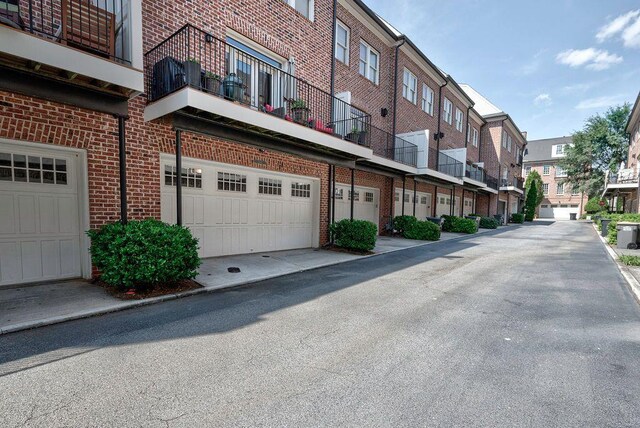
left=602, top=91, right=640, bottom=212
left=523, top=136, right=588, bottom=219
left=0, top=0, right=525, bottom=287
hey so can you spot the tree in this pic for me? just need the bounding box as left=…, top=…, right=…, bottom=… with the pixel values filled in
left=584, top=197, right=607, bottom=214
left=524, top=181, right=538, bottom=221
left=559, top=104, right=631, bottom=197
left=524, top=170, right=544, bottom=207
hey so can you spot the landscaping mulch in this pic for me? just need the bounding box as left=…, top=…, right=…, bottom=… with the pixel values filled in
left=95, top=279, right=203, bottom=300
left=324, top=244, right=375, bottom=256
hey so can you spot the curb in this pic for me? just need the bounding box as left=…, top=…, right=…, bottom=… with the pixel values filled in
left=593, top=223, right=640, bottom=304
left=0, top=226, right=508, bottom=335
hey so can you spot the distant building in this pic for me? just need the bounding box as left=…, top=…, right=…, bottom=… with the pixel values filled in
left=523, top=137, right=588, bottom=219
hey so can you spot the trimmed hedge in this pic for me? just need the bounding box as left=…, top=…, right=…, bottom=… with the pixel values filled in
left=404, top=220, right=441, bottom=241
left=442, top=215, right=478, bottom=234
left=330, top=219, right=377, bottom=252
left=510, top=213, right=525, bottom=224
left=87, top=219, right=201, bottom=290
left=479, top=216, right=499, bottom=229
left=393, top=215, right=417, bottom=234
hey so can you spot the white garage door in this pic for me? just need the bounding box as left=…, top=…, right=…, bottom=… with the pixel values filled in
left=334, top=184, right=380, bottom=228
left=436, top=193, right=460, bottom=217
left=463, top=197, right=474, bottom=216
left=160, top=156, right=319, bottom=258
left=394, top=188, right=431, bottom=220
left=539, top=204, right=579, bottom=220
left=0, top=143, right=83, bottom=286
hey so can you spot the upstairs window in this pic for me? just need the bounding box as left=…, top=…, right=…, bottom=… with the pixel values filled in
left=542, top=183, right=549, bottom=194
left=472, top=128, right=479, bottom=147
left=556, top=166, right=567, bottom=177
left=507, top=135, right=512, bottom=152
left=335, top=21, right=349, bottom=64
left=556, top=183, right=564, bottom=195
left=455, top=108, right=464, bottom=132
left=555, top=144, right=565, bottom=155
left=502, top=130, right=508, bottom=148
left=403, top=69, right=417, bottom=104
left=443, top=98, right=453, bottom=124
left=543, top=165, right=550, bottom=175
left=359, top=41, right=379, bottom=84
left=283, top=0, right=314, bottom=20
left=524, top=166, right=531, bottom=176
left=421, top=84, right=434, bottom=114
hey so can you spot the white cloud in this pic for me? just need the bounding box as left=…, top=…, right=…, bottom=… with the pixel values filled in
left=556, top=48, right=623, bottom=70
left=560, top=83, right=594, bottom=94
left=533, top=93, right=552, bottom=106
left=596, top=10, right=640, bottom=42
left=575, top=95, right=626, bottom=110
left=622, top=15, right=640, bottom=48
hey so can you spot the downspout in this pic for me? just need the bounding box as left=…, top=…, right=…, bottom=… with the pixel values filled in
left=391, top=37, right=406, bottom=138
left=329, top=0, right=337, bottom=122
left=435, top=81, right=448, bottom=169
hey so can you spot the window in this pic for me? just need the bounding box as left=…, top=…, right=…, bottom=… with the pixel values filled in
left=555, top=166, right=567, bottom=177
left=335, top=21, right=349, bottom=64
left=542, top=183, right=549, bottom=195
left=0, top=153, right=68, bottom=185
left=348, top=190, right=359, bottom=201
left=502, top=130, right=508, bottom=148
left=443, top=98, right=453, bottom=124
left=507, top=135, right=512, bottom=153
left=472, top=128, right=479, bottom=147
left=420, top=196, right=428, bottom=204
left=403, top=69, right=417, bottom=104
left=218, top=172, right=246, bottom=192
left=394, top=192, right=399, bottom=201
left=258, top=178, right=282, bottom=195
left=282, top=0, right=313, bottom=20
left=165, top=165, right=202, bottom=188
left=555, top=144, right=565, bottom=155
left=421, top=84, right=434, bottom=114
left=335, top=188, right=344, bottom=200
left=543, top=165, right=550, bottom=175
left=455, top=108, right=464, bottom=132
left=365, top=191, right=374, bottom=202
left=524, top=166, right=531, bottom=176
left=556, top=183, right=564, bottom=195
left=359, top=41, right=379, bottom=84
left=292, top=182, right=311, bottom=198
left=404, top=193, right=410, bottom=203
left=571, top=187, right=580, bottom=196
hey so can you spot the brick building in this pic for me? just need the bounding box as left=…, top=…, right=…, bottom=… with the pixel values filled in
left=523, top=136, right=588, bottom=219
left=0, top=0, right=526, bottom=286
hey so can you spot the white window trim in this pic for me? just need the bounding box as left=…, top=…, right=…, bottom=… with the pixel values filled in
left=443, top=98, right=453, bottom=125
left=455, top=108, right=464, bottom=132
left=543, top=165, right=550, bottom=175
left=556, top=183, right=564, bottom=195
left=421, top=83, right=434, bottom=114
left=359, top=40, right=379, bottom=84
left=283, top=0, right=314, bottom=21
left=403, top=68, right=417, bottom=104
left=472, top=128, right=478, bottom=147
left=542, top=183, right=549, bottom=195
left=335, top=20, right=349, bottom=65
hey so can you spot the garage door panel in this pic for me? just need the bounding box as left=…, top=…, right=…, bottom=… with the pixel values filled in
left=57, top=196, right=78, bottom=234
left=59, top=239, right=80, bottom=275
left=21, top=241, right=42, bottom=281
left=183, top=195, right=195, bottom=224
left=41, top=240, right=60, bottom=277
left=18, top=195, right=37, bottom=234
left=39, top=196, right=58, bottom=233
left=0, top=242, right=22, bottom=283
left=0, top=195, right=16, bottom=235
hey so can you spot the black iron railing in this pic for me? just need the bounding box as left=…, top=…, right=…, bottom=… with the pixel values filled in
left=144, top=24, right=371, bottom=146
left=1, top=0, right=131, bottom=64
left=500, top=177, right=524, bottom=189
left=486, top=174, right=499, bottom=190
left=465, top=163, right=486, bottom=183
left=428, top=147, right=464, bottom=178
left=368, top=125, right=417, bottom=167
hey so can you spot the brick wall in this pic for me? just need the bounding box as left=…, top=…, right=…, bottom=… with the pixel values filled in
left=526, top=162, right=588, bottom=211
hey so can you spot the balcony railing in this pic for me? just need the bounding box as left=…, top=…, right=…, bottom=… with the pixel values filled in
left=608, top=168, right=638, bottom=184
left=486, top=174, right=499, bottom=190
left=465, top=163, right=486, bottom=183
left=500, top=177, right=524, bottom=189
left=1, top=0, right=131, bottom=64
left=144, top=24, right=371, bottom=146
left=428, top=147, right=464, bottom=178
left=368, top=125, right=417, bottom=167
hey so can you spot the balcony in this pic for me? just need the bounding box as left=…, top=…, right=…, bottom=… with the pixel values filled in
left=368, top=124, right=418, bottom=168
left=485, top=174, right=499, bottom=190
left=602, top=168, right=639, bottom=197
left=464, top=163, right=487, bottom=185
left=144, top=24, right=373, bottom=162
left=428, top=147, right=464, bottom=178
left=500, top=177, right=524, bottom=193
left=0, top=0, right=143, bottom=96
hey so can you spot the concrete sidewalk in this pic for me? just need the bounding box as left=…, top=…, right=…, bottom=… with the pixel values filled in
left=0, top=228, right=508, bottom=335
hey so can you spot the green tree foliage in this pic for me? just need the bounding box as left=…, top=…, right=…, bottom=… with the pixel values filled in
left=559, top=104, right=631, bottom=197
left=584, top=197, right=607, bottom=214
left=524, top=181, right=538, bottom=221
left=524, top=170, right=544, bottom=207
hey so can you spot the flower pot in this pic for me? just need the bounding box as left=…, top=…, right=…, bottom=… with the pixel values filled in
left=204, top=77, right=221, bottom=94
left=223, top=73, right=243, bottom=101
left=291, top=107, right=309, bottom=124
left=183, top=61, right=201, bottom=88
left=357, top=131, right=368, bottom=146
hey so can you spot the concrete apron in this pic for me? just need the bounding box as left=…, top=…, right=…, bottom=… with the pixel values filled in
left=0, top=228, right=506, bottom=335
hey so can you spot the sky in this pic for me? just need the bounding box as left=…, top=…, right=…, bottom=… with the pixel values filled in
left=365, top=0, right=640, bottom=140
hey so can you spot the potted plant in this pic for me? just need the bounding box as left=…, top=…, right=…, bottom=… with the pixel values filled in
left=183, top=58, right=201, bottom=88
left=346, top=125, right=360, bottom=143
left=290, top=99, right=309, bottom=123
left=223, top=73, right=243, bottom=101
left=204, top=72, right=221, bottom=94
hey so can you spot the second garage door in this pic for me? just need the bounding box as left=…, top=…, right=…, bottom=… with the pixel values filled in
left=334, top=184, right=380, bottom=229
left=539, top=204, right=580, bottom=220
left=394, top=188, right=431, bottom=219
left=160, top=156, right=320, bottom=258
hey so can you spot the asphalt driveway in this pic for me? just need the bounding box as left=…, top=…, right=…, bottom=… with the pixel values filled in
left=1, top=221, right=639, bottom=427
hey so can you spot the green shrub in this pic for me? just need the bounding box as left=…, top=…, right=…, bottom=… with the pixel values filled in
left=393, top=215, right=418, bottom=234
left=330, top=219, right=377, bottom=252
left=510, top=213, right=525, bottom=224
left=608, top=221, right=618, bottom=245
left=403, top=220, right=441, bottom=241
left=479, top=216, right=499, bottom=229
left=442, top=215, right=478, bottom=234
left=87, top=219, right=201, bottom=290
left=585, top=197, right=607, bottom=214
left=620, top=255, right=640, bottom=266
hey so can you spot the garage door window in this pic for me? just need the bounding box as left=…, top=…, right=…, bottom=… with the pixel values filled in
left=0, top=153, right=67, bottom=185
left=335, top=188, right=343, bottom=200
left=291, top=182, right=311, bottom=198
left=394, top=192, right=399, bottom=201
left=365, top=191, right=374, bottom=202
left=421, top=196, right=427, bottom=204
left=348, top=190, right=359, bottom=201
left=165, top=165, right=202, bottom=188
left=404, top=194, right=410, bottom=203
left=258, top=178, right=282, bottom=195
left=218, top=172, right=246, bottom=192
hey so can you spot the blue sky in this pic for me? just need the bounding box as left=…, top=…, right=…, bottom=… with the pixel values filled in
left=366, top=0, right=640, bottom=140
